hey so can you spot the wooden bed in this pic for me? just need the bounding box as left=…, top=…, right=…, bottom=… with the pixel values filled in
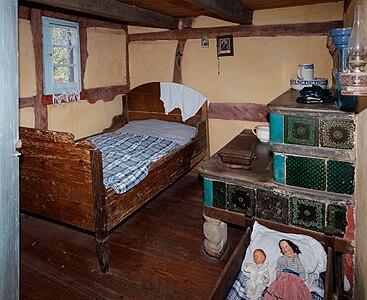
left=19, top=82, right=209, bottom=273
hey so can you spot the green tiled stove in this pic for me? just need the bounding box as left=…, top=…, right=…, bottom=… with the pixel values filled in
left=268, top=89, right=356, bottom=237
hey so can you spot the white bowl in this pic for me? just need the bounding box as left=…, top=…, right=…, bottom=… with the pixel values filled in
left=290, top=78, right=328, bottom=90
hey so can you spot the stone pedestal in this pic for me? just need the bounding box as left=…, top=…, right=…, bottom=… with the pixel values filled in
left=203, top=214, right=227, bottom=258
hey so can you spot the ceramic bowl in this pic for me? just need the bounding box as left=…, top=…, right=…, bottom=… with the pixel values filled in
left=290, top=78, right=328, bottom=90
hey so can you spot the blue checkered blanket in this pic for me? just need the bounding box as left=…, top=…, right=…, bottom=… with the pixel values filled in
left=88, top=131, right=181, bottom=194
left=227, top=269, right=324, bottom=300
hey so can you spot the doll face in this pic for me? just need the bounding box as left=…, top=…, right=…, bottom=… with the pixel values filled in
left=253, top=250, right=266, bottom=264
left=280, top=240, right=295, bottom=257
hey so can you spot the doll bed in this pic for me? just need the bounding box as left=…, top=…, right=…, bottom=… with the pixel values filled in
left=210, top=219, right=339, bottom=300
left=19, top=82, right=209, bottom=273
left=226, top=222, right=326, bottom=300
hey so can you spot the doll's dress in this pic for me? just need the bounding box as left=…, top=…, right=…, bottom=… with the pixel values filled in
left=264, top=255, right=312, bottom=300
left=243, top=262, right=269, bottom=300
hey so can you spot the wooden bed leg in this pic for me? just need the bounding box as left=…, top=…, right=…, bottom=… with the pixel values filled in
left=203, top=214, right=227, bottom=259
left=96, top=233, right=110, bottom=273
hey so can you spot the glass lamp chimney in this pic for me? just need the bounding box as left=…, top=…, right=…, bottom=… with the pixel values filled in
left=348, top=5, right=367, bottom=73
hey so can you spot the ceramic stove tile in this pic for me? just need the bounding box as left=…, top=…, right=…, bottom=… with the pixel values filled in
left=286, top=156, right=326, bottom=190
left=256, top=189, right=289, bottom=224
left=226, top=184, right=255, bottom=214
left=290, top=197, right=325, bottom=232
left=327, top=203, right=348, bottom=237
left=320, top=120, right=355, bottom=149
left=327, top=160, right=355, bottom=195
left=284, top=116, right=319, bottom=146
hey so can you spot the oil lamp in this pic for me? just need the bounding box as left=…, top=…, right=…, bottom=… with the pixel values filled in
left=340, top=5, right=367, bottom=96
left=348, top=5, right=367, bottom=73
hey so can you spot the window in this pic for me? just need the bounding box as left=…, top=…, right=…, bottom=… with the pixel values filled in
left=42, top=17, right=81, bottom=97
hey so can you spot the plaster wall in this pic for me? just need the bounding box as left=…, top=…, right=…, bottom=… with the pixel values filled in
left=84, top=27, right=127, bottom=88
left=19, top=107, right=35, bottom=128
left=183, top=36, right=331, bottom=104
left=18, top=19, right=37, bottom=98
left=47, top=96, right=122, bottom=140
left=128, top=3, right=343, bottom=155
left=129, top=40, right=177, bottom=89
left=251, top=2, right=344, bottom=25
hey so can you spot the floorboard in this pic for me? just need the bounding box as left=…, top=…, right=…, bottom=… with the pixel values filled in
left=21, top=173, right=243, bottom=299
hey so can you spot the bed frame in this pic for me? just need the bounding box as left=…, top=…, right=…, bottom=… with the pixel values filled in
left=20, top=82, right=209, bottom=273
left=209, top=214, right=349, bottom=300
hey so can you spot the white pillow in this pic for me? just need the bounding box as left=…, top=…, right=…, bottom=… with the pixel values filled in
left=242, top=221, right=327, bottom=287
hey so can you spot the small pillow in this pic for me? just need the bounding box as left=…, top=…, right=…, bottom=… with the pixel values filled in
left=242, top=222, right=327, bottom=286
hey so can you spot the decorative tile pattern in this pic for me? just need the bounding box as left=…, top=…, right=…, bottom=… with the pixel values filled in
left=256, top=189, right=289, bottom=224
left=320, top=120, right=355, bottom=149
left=327, top=204, right=347, bottom=237
left=203, top=178, right=213, bottom=207
left=290, top=197, right=325, bottom=232
left=227, top=184, right=255, bottom=214
left=273, top=153, right=285, bottom=184
left=213, top=181, right=226, bottom=208
left=284, top=116, right=318, bottom=146
left=286, top=156, right=326, bottom=191
left=327, top=160, right=355, bottom=195
left=270, top=113, right=284, bottom=143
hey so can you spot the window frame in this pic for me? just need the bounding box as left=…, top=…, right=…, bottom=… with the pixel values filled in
left=42, top=16, right=81, bottom=96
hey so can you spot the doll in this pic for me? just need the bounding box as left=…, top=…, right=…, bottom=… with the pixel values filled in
left=264, top=239, right=312, bottom=300
left=243, top=249, right=270, bottom=300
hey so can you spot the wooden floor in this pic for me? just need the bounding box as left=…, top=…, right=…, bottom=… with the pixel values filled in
left=21, top=172, right=243, bottom=300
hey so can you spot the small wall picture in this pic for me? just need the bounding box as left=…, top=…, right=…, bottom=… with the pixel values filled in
left=217, top=35, right=234, bottom=57
left=201, top=35, right=209, bottom=48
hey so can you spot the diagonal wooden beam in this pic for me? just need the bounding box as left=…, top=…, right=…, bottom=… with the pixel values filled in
left=184, top=0, right=252, bottom=24
left=22, top=0, right=179, bottom=29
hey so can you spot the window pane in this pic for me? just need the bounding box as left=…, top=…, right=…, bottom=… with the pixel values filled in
left=53, top=47, right=72, bottom=65
left=53, top=66, right=74, bottom=84
left=52, top=27, right=72, bottom=47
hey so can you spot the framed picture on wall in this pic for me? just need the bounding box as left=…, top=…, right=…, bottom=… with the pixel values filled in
left=201, top=35, right=209, bottom=48
left=217, top=35, right=234, bottom=57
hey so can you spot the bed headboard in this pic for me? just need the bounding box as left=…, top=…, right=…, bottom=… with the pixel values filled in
left=124, top=82, right=208, bottom=127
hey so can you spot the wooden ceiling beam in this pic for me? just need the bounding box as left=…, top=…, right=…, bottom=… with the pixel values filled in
left=129, top=21, right=343, bottom=41
left=22, top=0, right=179, bottom=29
left=184, top=0, right=253, bottom=24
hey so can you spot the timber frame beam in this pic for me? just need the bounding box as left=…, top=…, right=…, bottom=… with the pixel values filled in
left=129, top=20, right=344, bottom=41
left=21, top=0, right=180, bottom=29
